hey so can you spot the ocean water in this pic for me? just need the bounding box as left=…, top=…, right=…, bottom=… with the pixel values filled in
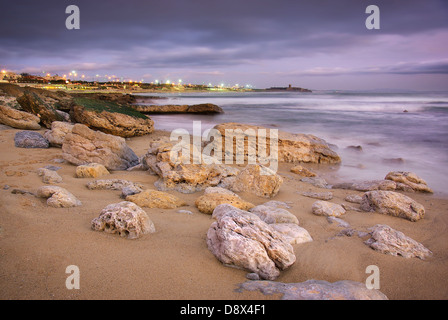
left=137, top=90, right=448, bottom=195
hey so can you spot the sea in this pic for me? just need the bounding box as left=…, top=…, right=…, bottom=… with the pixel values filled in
left=136, top=90, right=448, bottom=195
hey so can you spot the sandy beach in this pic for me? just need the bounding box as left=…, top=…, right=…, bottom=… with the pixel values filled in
left=1, top=125, right=447, bottom=300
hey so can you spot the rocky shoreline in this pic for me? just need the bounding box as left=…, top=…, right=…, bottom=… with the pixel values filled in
left=1, top=84, right=447, bottom=300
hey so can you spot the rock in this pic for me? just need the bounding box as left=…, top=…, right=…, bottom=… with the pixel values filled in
left=86, top=179, right=144, bottom=192
left=126, top=189, right=186, bottom=209
left=301, top=191, right=333, bottom=201
left=14, top=131, right=49, bottom=148
left=37, top=186, right=82, bottom=208
left=91, top=201, right=155, bottom=239
left=300, top=177, right=329, bottom=189
left=327, top=216, right=351, bottom=228
left=344, top=194, right=363, bottom=204
left=203, top=187, right=237, bottom=196
left=312, top=200, right=346, bottom=217
left=72, top=104, right=154, bottom=138
left=261, top=200, right=292, bottom=209
left=195, top=192, right=254, bottom=214
left=75, top=163, right=110, bottom=178
left=16, top=90, right=65, bottom=128
left=37, top=168, right=63, bottom=184
left=231, top=164, right=283, bottom=198
left=177, top=209, right=193, bottom=215
left=365, top=224, right=432, bottom=259
left=345, top=145, right=363, bottom=152
left=385, top=171, right=433, bottom=193
left=207, top=204, right=296, bottom=280
left=121, top=186, right=142, bottom=199
left=238, top=279, right=388, bottom=300
left=0, top=103, right=41, bottom=130
left=249, top=204, right=299, bottom=224
left=270, top=223, right=313, bottom=245
left=210, top=122, right=341, bottom=164
left=62, top=124, right=139, bottom=170
left=332, top=180, right=396, bottom=192
left=131, top=103, right=223, bottom=114
left=142, top=139, right=240, bottom=193
left=43, top=121, right=74, bottom=147
left=360, top=191, right=425, bottom=222
left=290, top=165, right=316, bottom=177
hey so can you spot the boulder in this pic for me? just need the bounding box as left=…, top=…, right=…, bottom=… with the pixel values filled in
left=207, top=204, right=296, bottom=280
left=16, top=90, right=65, bottom=128
left=126, top=189, right=186, bottom=209
left=385, top=171, right=433, bottom=193
left=360, top=191, right=425, bottom=222
left=43, top=121, right=74, bottom=147
left=14, top=131, right=49, bottom=149
left=210, top=122, right=340, bottom=164
left=231, top=164, right=283, bottom=198
left=195, top=192, right=254, bottom=214
left=37, top=186, right=81, bottom=208
left=270, top=223, right=313, bottom=245
left=91, top=201, right=155, bottom=239
left=37, top=168, right=63, bottom=184
left=72, top=104, right=154, bottom=138
left=365, top=224, right=432, bottom=259
left=312, top=200, right=346, bottom=217
left=75, top=163, right=110, bottom=178
left=0, top=103, right=41, bottom=130
left=249, top=204, right=299, bottom=224
left=62, top=124, right=139, bottom=170
left=238, top=279, right=388, bottom=300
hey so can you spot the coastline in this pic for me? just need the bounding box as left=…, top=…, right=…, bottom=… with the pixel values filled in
left=1, top=126, right=447, bottom=300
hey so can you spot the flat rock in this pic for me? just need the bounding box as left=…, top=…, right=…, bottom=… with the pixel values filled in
left=37, top=186, right=81, bottom=208
left=312, top=200, right=346, bottom=217
left=195, top=192, right=254, bottom=214
left=301, top=191, right=333, bottom=200
left=269, top=223, right=313, bottom=245
left=14, top=131, right=49, bottom=149
left=0, top=103, right=41, bottom=130
left=86, top=179, right=144, bottom=191
left=365, top=224, right=432, bottom=259
left=249, top=204, right=299, bottom=224
left=333, top=180, right=396, bottom=192
left=91, top=201, right=155, bottom=239
left=360, top=191, right=425, bottom=222
left=126, top=189, right=186, bottom=209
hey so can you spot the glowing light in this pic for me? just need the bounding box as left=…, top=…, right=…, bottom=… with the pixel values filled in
left=166, top=80, right=171, bottom=85
left=1, top=70, right=6, bottom=74
left=81, top=75, right=85, bottom=78
left=72, top=70, right=76, bottom=74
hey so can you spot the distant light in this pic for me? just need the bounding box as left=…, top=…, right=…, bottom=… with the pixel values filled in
left=1, top=70, right=6, bottom=74
left=166, top=80, right=170, bottom=85
left=72, top=70, right=76, bottom=74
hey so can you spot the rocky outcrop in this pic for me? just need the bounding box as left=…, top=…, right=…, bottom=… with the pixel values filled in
left=14, top=131, right=49, bottom=148
left=238, top=279, right=388, bottom=300
left=195, top=192, right=254, bottom=214
left=210, top=122, right=341, bottom=164
left=37, top=186, right=82, bottom=208
left=365, top=224, right=432, bottom=259
left=385, top=171, right=433, bottom=193
left=91, top=201, right=155, bottom=239
left=126, top=189, right=186, bottom=209
left=207, top=204, right=296, bottom=280
left=43, top=121, right=74, bottom=147
left=72, top=104, right=154, bottom=138
left=131, top=103, right=223, bottom=114
left=16, top=90, right=65, bottom=128
left=62, top=124, right=139, bottom=170
left=231, top=164, right=283, bottom=198
left=312, top=200, right=346, bottom=217
left=360, top=191, right=425, bottom=222
left=75, top=163, right=110, bottom=178
left=0, top=103, right=41, bottom=130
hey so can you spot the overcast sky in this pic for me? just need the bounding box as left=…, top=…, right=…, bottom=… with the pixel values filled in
left=1, top=0, right=447, bottom=90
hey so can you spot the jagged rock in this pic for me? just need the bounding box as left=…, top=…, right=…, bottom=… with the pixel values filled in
left=43, top=121, right=74, bottom=147
left=195, top=192, right=254, bottom=214
left=62, top=124, right=139, bottom=170
left=290, top=165, right=316, bottom=177
left=210, top=122, right=341, bottom=164
left=91, top=201, right=155, bottom=239
left=75, top=163, right=110, bottom=178
left=14, top=131, right=49, bottom=148
left=312, top=200, right=346, bottom=217
left=360, top=191, right=425, bottom=222
left=86, top=179, right=144, bottom=192
left=270, top=223, right=313, bottom=245
left=126, top=189, right=186, bottom=209
left=37, top=168, right=63, bottom=184
left=207, top=204, right=296, bottom=280
left=301, top=191, right=333, bottom=200
left=249, top=204, right=299, bottom=224
left=238, top=279, right=388, bottom=300
left=231, top=164, right=283, bottom=198
left=365, top=224, right=432, bottom=259
left=37, top=186, right=81, bottom=208
left=16, top=90, right=65, bottom=128
left=385, top=171, right=433, bottom=193
left=72, top=104, right=154, bottom=138
left=0, top=103, right=41, bottom=130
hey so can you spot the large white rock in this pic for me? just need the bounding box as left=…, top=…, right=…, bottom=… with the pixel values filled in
left=37, top=186, right=81, bottom=208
